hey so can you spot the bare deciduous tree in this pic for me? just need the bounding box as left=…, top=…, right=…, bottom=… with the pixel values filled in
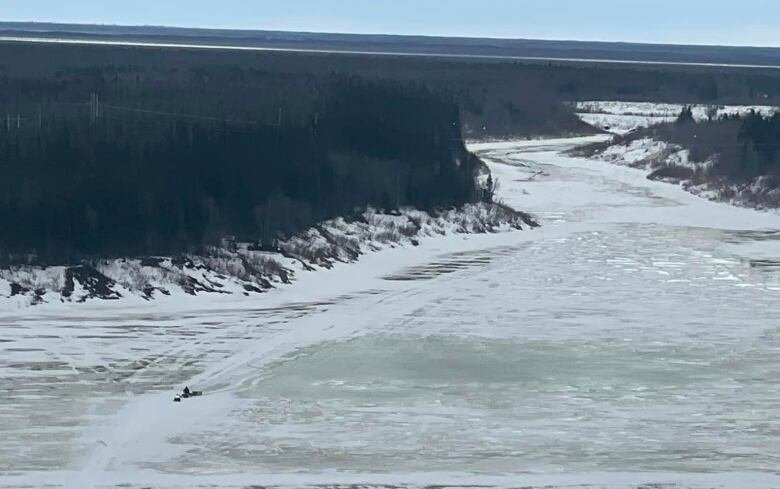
left=706, top=105, right=720, bottom=122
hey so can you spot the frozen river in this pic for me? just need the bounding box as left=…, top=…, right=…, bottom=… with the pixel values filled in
left=1, top=137, right=779, bottom=488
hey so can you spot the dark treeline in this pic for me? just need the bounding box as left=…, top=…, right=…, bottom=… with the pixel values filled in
left=2, top=42, right=779, bottom=264
left=548, top=64, right=780, bottom=105
left=0, top=43, right=586, bottom=139
left=648, top=110, right=780, bottom=182
left=736, top=112, right=780, bottom=178
left=3, top=43, right=778, bottom=139
left=0, top=74, right=479, bottom=265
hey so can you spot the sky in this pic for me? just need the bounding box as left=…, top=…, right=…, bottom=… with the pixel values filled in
left=2, top=0, right=780, bottom=47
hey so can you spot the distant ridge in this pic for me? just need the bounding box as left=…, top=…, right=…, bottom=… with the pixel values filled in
left=2, top=21, right=780, bottom=68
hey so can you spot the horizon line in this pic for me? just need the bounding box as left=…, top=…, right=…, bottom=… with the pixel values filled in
left=2, top=19, right=780, bottom=50
left=2, top=35, right=780, bottom=71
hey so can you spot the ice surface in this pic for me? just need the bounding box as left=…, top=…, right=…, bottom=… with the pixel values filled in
left=1, top=136, right=779, bottom=488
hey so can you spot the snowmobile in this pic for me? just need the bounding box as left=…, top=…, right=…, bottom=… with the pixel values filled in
left=173, top=386, right=203, bottom=402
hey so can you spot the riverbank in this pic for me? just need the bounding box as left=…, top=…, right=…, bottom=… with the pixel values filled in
left=570, top=101, right=780, bottom=210
left=570, top=132, right=780, bottom=210
left=0, top=203, right=535, bottom=310
left=3, top=137, right=779, bottom=489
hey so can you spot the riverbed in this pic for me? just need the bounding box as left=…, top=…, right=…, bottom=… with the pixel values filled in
left=2, top=137, right=779, bottom=488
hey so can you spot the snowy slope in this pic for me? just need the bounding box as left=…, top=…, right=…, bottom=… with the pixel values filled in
left=574, top=133, right=780, bottom=209
left=0, top=203, right=535, bottom=310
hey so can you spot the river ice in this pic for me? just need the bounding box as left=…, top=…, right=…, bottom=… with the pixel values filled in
left=1, top=137, right=779, bottom=488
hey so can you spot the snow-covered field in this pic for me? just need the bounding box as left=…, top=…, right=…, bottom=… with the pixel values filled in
left=575, top=101, right=779, bottom=134
left=2, top=136, right=780, bottom=489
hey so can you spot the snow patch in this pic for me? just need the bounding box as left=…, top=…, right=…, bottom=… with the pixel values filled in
left=575, top=101, right=780, bottom=134
left=597, top=137, right=671, bottom=166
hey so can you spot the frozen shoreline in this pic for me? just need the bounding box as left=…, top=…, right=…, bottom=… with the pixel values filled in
left=571, top=134, right=780, bottom=210
left=0, top=203, right=534, bottom=313
left=571, top=101, right=780, bottom=209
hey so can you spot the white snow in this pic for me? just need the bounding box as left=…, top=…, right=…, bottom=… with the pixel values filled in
left=591, top=137, right=709, bottom=172
left=0, top=204, right=529, bottom=309
left=580, top=133, right=778, bottom=208
left=575, top=101, right=780, bottom=134
left=597, top=137, right=670, bottom=165
left=577, top=112, right=670, bottom=134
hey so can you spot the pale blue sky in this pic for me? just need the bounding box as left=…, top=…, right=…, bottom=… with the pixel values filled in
left=2, top=0, right=779, bottom=46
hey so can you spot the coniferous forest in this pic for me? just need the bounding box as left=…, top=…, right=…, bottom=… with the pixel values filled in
left=2, top=41, right=780, bottom=264
left=0, top=48, right=481, bottom=265
left=644, top=110, right=780, bottom=181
